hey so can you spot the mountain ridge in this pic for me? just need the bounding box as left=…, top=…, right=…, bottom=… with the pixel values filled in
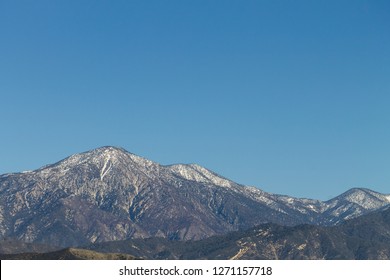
left=0, top=146, right=389, bottom=248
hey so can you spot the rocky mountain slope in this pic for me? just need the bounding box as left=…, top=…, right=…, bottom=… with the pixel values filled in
left=0, top=146, right=389, bottom=248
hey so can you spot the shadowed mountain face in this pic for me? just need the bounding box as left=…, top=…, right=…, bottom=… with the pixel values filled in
left=84, top=207, right=390, bottom=260
left=3, top=207, right=390, bottom=260
left=0, top=146, right=389, bottom=248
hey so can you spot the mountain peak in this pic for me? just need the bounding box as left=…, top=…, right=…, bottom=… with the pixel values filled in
left=324, top=187, right=390, bottom=219
left=337, top=188, right=387, bottom=202
left=91, top=145, right=128, bottom=153
left=82, top=146, right=131, bottom=160
left=33, top=146, right=159, bottom=183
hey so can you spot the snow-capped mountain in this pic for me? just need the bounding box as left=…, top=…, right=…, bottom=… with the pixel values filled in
left=320, top=188, right=390, bottom=224
left=0, top=146, right=389, bottom=247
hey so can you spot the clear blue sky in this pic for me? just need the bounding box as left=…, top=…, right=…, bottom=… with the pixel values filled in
left=1, top=0, right=389, bottom=200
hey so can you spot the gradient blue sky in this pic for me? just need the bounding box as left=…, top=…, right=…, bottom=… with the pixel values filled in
left=1, top=0, right=389, bottom=200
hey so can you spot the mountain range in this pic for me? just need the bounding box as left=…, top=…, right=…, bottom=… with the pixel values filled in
left=0, top=146, right=389, bottom=251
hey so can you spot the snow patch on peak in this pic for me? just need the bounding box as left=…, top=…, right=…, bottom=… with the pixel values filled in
left=168, top=164, right=234, bottom=188
left=93, top=146, right=127, bottom=154
left=127, top=153, right=156, bottom=167
left=91, top=146, right=127, bottom=160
